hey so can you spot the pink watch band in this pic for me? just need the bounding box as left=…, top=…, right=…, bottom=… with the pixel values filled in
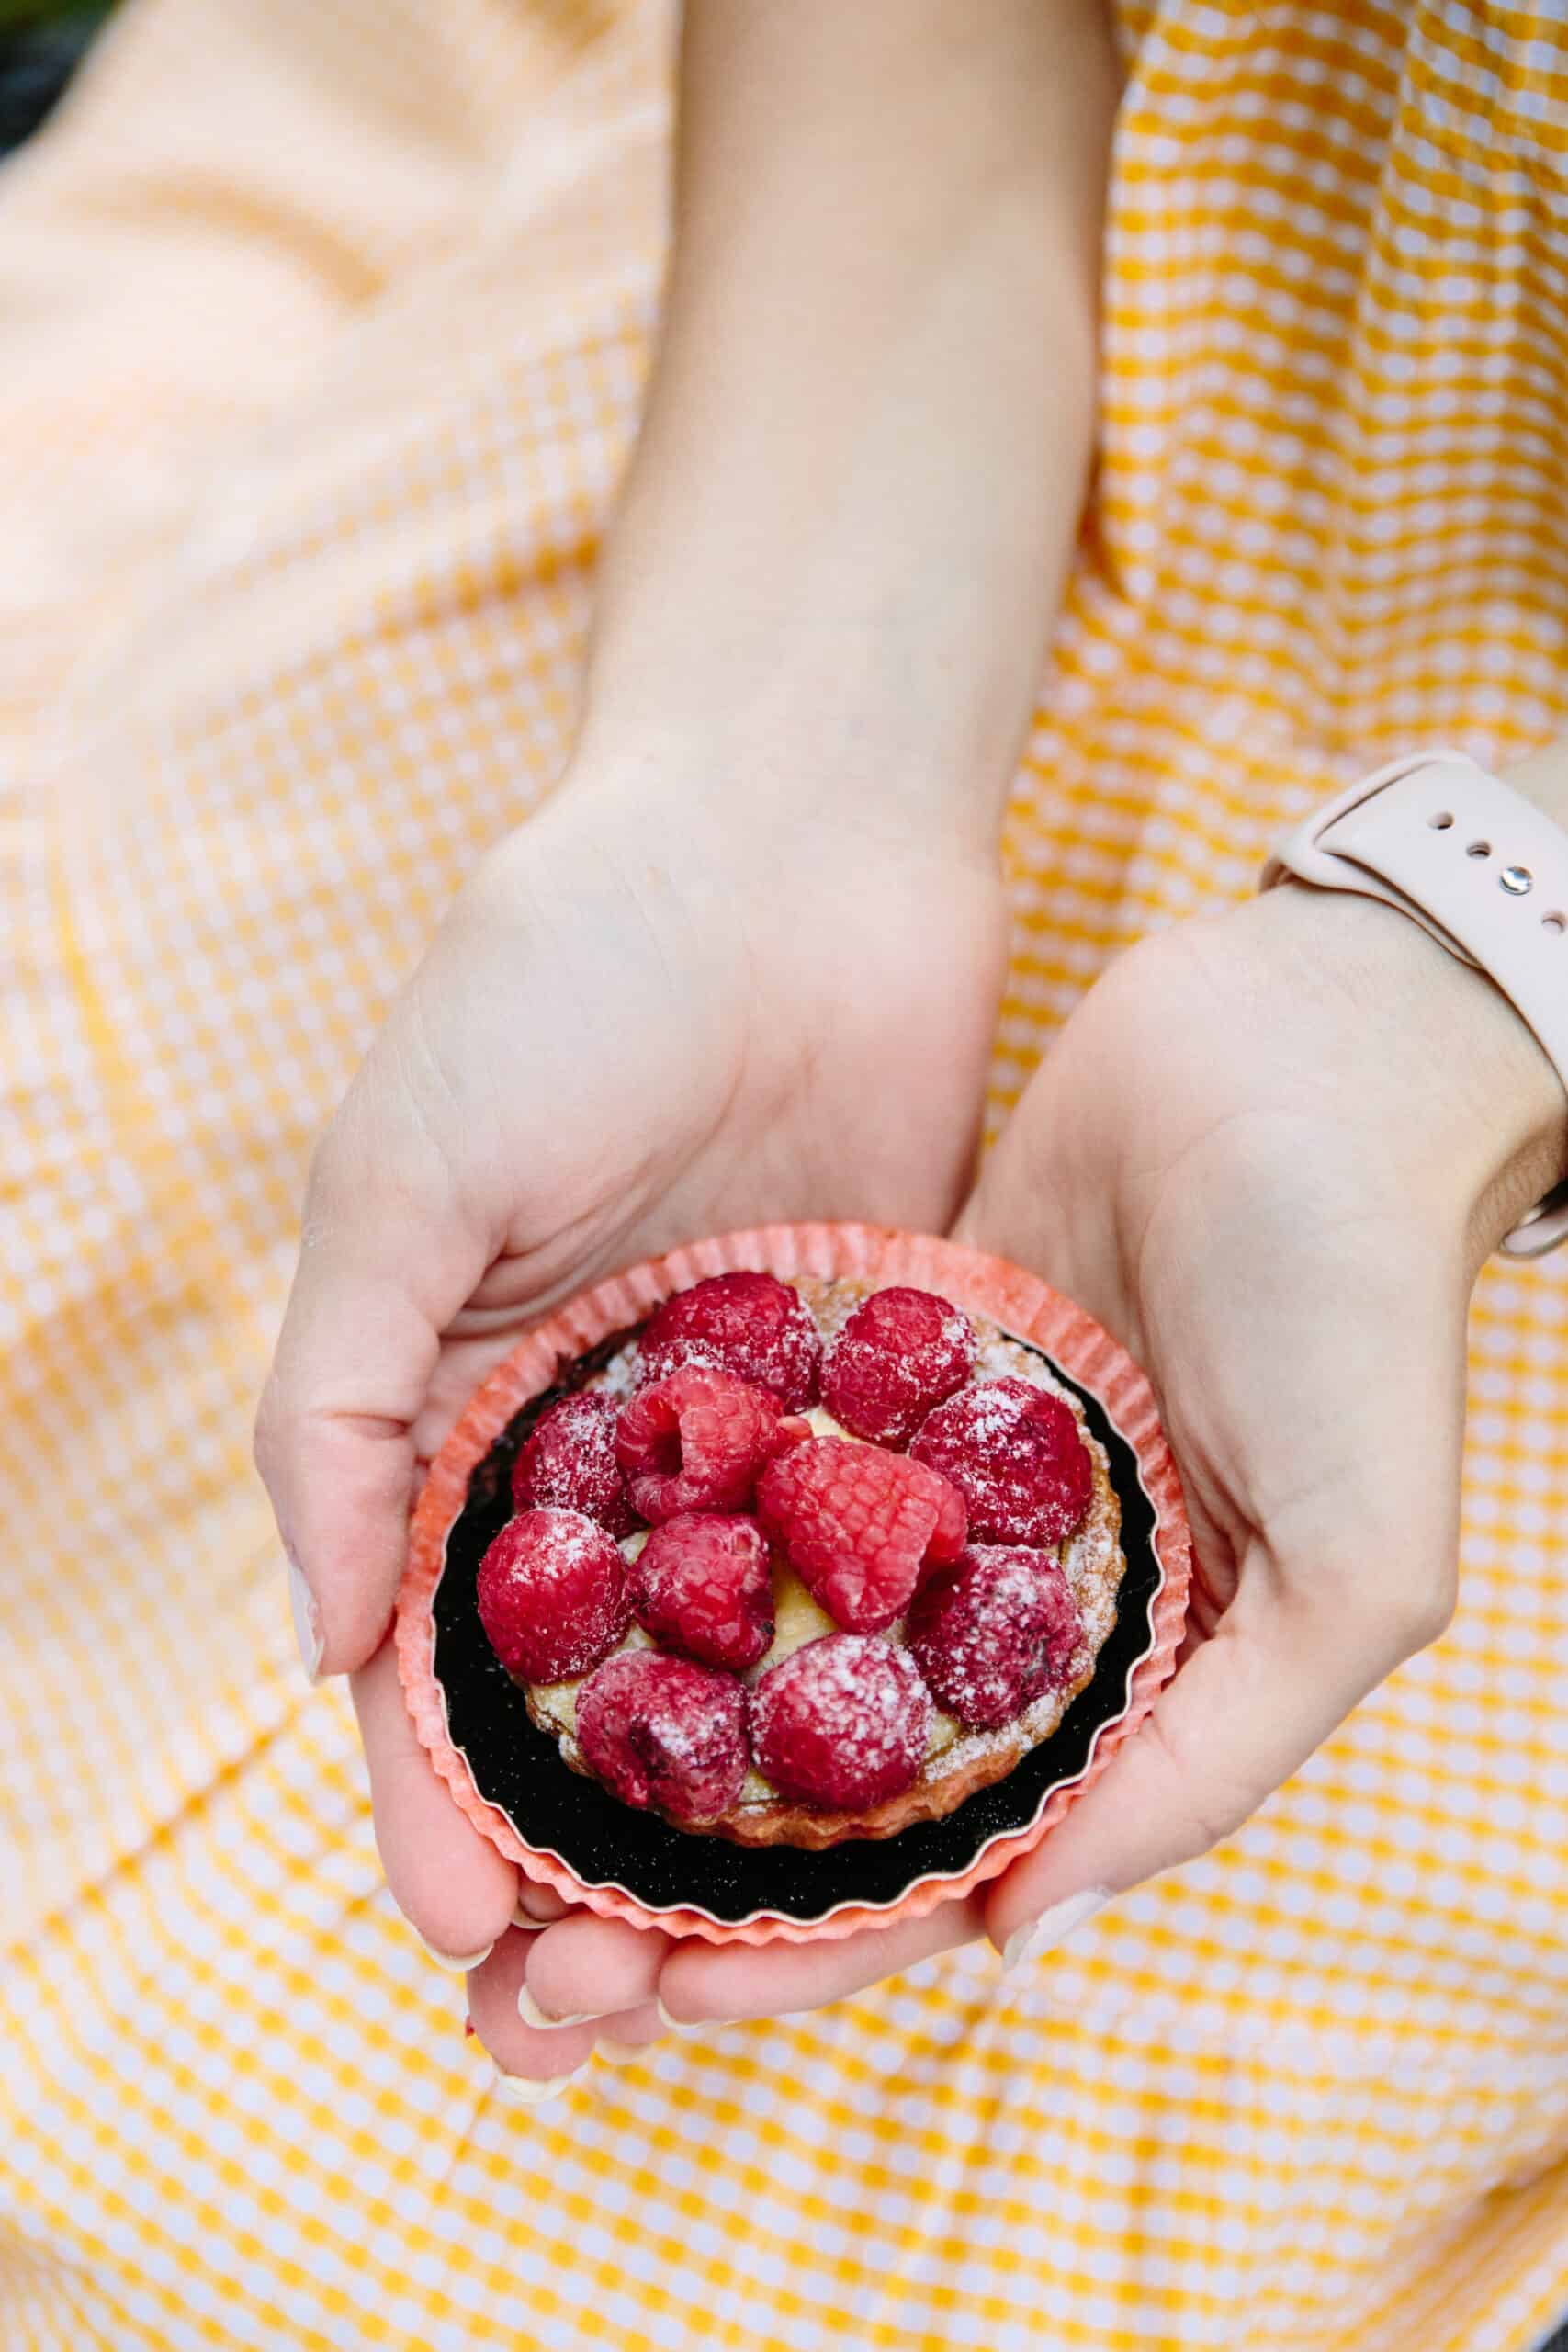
left=1262, top=748, right=1568, bottom=1259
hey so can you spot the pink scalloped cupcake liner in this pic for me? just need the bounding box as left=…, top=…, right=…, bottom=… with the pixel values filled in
left=395, top=1223, right=1191, bottom=1946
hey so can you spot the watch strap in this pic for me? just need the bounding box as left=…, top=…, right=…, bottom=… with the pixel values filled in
left=1263, top=749, right=1568, bottom=1259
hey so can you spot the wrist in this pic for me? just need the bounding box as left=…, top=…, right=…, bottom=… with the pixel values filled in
left=1252, top=878, right=1566, bottom=1260
left=536, top=741, right=1008, bottom=936
left=567, top=687, right=1016, bottom=864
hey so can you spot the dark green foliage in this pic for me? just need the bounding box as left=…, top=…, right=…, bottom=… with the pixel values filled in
left=0, top=3, right=110, bottom=153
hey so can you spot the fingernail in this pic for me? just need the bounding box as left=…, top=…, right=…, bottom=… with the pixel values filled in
left=517, top=1983, right=592, bottom=2030
left=593, top=2033, right=651, bottom=2064
left=286, top=1551, right=324, bottom=1684
left=491, top=2064, right=583, bottom=2108
left=654, top=1996, right=705, bottom=2038
left=514, top=1886, right=565, bottom=1926
left=999, top=1886, right=1112, bottom=1976
left=414, top=1930, right=495, bottom=1972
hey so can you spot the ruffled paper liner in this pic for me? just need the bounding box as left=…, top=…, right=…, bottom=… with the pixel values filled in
left=396, top=1223, right=1191, bottom=1946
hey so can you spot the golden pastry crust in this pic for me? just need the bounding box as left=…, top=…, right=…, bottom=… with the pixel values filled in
left=525, top=1275, right=1125, bottom=1848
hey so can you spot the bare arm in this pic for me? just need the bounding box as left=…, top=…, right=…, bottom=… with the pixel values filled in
left=257, top=3, right=1122, bottom=2041
left=578, top=0, right=1118, bottom=846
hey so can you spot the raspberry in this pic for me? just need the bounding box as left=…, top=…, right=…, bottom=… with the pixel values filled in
left=749, top=1634, right=930, bottom=1810
left=476, top=1508, right=630, bottom=1684
left=631, top=1511, right=774, bottom=1670
left=511, top=1392, right=637, bottom=1536
left=576, top=1648, right=750, bottom=1826
left=637, top=1272, right=821, bottom=1408
left=906, top=1545, right=1081, bottom=1728
left=910, top=1377, right=1093, bottom=1546
left=756, top=1438, right=966, bottom=1633
left=615, top=1365, right=807, bottom=1523
left=820, top=1285, right=976, bottom=1445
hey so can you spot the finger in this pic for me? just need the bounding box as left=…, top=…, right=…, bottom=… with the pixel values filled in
left=984, top=1547, right=1443, bottom=1968
left=353, top=1640, right=517, bottom=1966
left=254, top=1078, right=490, bottom=1676
left=514, top=1880, right=572, bottom=1926
left=522, top=1912, right=672, bottom=2026
left=592, top=2001, right=666, bottom=2059
left=659, top=1894, right=982, bottom=2026
left=410, top=1328, right=542, bottom=1468
left=468, top=1929, right=600, bottom=2093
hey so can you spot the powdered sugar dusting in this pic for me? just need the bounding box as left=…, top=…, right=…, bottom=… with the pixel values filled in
left=596, top=1344, right=641, bottom=1400
left=910, top=1375, right=1093, bottom=1547
left=935, top=1382, right=1015, bottom=1453
left=974, top=1327, right=1055, bottom=1385
left=819, top=1285, right=977, bottom=1443
left=908, top=1546, right=1080, bottom=1729
left=575, top=1647, right=750, bottom=1825
left=766, top=1635, right=918, bottom=1756
left=537, top=1269, right=1122, bottom=1825
left=476, top=1506, right=630, bottom=1683
left=941, top=1304, right=975, bottom=1357
left=534, top=1514, right=606, bottom=1571
left=749, top=1633, right=930, bottom=1810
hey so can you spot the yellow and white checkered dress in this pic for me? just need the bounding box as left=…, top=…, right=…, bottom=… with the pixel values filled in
left=3, top=2, right=1566, bottom=2345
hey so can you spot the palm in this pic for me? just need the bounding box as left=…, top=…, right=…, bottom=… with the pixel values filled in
left=400, top=784, right=1008, bottom=1465
left=963, top=910, right=1468, bottom=1635
left=258, top=775, right=1009, bottom=2019
left=652, top=899, right=1483, bottom=2031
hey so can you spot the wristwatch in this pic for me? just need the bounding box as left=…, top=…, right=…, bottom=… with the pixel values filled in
left=1262, top=747, right=1568, bottom=1259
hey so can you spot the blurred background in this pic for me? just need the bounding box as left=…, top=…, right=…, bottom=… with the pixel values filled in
left=0, top=0, right=109, bottom=153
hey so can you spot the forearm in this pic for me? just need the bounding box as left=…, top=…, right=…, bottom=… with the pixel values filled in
left=575, top=0, right=1117, bottom=848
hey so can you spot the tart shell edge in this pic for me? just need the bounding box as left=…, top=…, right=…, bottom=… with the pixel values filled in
left=394, top=1221, right=1192, bottom=1947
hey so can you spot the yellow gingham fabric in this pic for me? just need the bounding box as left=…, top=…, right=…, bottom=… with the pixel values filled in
left=3, top=2, right=1566, bottom=2346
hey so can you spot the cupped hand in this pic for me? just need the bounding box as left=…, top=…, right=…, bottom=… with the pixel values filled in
left=651, top=877, right=1563, bottom=2030
left=253, top=763, right=1007, bottom=2075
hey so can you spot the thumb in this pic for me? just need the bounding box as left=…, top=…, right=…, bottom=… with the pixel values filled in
left=254, top=1087, right=490, bottom=1678
left=983, top=1528, right=1454, bottom=1970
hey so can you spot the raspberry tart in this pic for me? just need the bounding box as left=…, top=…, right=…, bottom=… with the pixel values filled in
left=474, top=1271, right=1125, bottom=1849
left=397, top=1225, right=1190, bottom=1945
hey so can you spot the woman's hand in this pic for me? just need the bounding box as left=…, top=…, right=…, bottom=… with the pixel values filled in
left=259, top=0, right=1117, bottom=2083
left=967, top=880, right=1563, bottom=1958
left=254, top=763, right=1007, bottom=2065
left=649, top=876, right=1564, bottom=2030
